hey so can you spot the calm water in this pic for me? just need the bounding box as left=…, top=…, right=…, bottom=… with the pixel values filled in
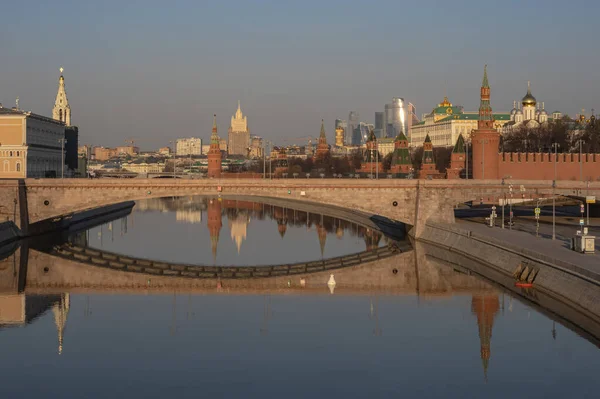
left=0, top=197, right=599, bottom=398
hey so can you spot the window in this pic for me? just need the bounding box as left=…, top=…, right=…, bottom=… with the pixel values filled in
left=3, top=161, right=8, bottom=172
left=16, top=163, right=20, bottom=172
left=9, top=151, right=12, bottom=157
left=59, top=109, right=63, bottom=121
left=16, top=151, right=19, bottom=157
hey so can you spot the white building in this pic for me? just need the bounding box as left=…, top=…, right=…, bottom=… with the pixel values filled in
left=502, top=82, right=550, bottom=134
left=176, top=138, right=202, bottom=156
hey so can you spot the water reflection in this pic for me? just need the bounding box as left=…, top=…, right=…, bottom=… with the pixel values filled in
left=80, top=196, right=404, bottom=266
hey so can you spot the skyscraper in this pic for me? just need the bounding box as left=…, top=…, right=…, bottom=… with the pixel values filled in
left=384, top=98, right=407, bottom=139
left=348, top=111, right=359, bottom=145
left=374, top=111, right=385, bottom=138
left=334, top=119, right=346, bottom=147
left=228, top=101, right=250, bottom=156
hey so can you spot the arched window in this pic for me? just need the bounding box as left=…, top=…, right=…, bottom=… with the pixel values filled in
left=3, top=161, right=8, bottom=172
left=16, top=151, right=19, bottom=157
left=59, top=109, right=63, bottom=122
left=65, top=110, right=68, bottom=123
left=9, top=151, right=12, bottom=157
left=16, top=163, right=20, bottom=172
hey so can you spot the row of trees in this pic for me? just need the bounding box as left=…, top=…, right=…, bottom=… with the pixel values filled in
left=501, top=118, right=600, bottom=153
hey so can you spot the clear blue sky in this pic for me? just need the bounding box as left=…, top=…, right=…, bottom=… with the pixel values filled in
left=0, top=0, right=598, bottom=148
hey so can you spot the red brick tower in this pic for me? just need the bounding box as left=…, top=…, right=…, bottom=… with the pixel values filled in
left=419, top=134, right=437, bottom=179
left=316, top=119, right=330, bottom=160
left=207, top=198, right=222, bottom=262
left=471, top=294, right=500, bottom=381
left=447, top=133, right=466, bottom=179
left=207, top=114, right=222, bottom=178
left=471, top=65, right=500, bottom=180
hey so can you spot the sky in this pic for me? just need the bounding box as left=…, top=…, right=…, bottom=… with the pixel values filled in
left=0, top=0, right=598, bottom=149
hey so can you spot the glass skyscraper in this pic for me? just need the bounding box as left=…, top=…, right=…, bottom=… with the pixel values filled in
left=384, top=98, right=407, bottom=138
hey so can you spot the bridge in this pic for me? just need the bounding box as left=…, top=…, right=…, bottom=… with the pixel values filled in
left=1, top=178, right=599, bottom=238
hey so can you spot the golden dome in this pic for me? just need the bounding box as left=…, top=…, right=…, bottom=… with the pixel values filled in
left=522, top=81, right=536, bottom=107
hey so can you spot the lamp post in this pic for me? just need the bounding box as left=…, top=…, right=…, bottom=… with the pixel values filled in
left=482, top=138, right=488, bottom=179
left=466, top=137, right=469, bottom=179
left=501, top=178, right=505, bottom=229
left=579, top=139, right=583, bottom=181
left=58, top=138, right=67, bottom=179
left=552, top=143, right=559, bottom=240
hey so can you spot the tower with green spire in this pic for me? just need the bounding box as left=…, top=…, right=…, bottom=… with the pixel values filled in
left=358, top=128, right=383, bottom=176
left=419, top=134, right=437, bottom=179
left=471, top=65, right=500, bottom=179
left=390, top=130, right=412, bottom=176
left=447, top=133, right=467, bottom=179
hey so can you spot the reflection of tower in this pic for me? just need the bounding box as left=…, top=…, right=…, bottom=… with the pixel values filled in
left=207, top=199, right=223, bottom=262
left=229, top=214, right=249, bottom=254
left=53, top=293, right=70, bottom=355
left=471, top=294, right=500, bottom=381
left=316, top=216, right=327, bottom=258
left=364, top=228, right=382, bottom=251
left=273, top=207, right=288, bottom=238
left=207, top=114, right=222, bottom=178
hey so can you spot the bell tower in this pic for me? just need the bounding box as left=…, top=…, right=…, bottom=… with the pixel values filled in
left=52, top=67, right=71, bottom=126
left=471, top=65, right=500, bottom=180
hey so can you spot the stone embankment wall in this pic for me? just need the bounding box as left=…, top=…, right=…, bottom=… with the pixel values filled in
left=0, top=221, right=20, bottom=247
left=418, top=221, right=600, bottom=323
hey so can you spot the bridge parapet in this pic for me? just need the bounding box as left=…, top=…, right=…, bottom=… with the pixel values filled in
left=1, top=179, right=599, bottom=238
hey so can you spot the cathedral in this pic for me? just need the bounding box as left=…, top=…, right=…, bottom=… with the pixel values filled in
left=502, top=82, right=550, bottom=133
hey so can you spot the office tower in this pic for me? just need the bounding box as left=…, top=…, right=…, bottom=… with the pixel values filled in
left=384, top=98, right=407, bottom=139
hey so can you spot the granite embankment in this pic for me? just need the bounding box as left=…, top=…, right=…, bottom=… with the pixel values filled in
left=0, top=221, right=20, bottom=247
left=418, top=221, right=600, bottom=323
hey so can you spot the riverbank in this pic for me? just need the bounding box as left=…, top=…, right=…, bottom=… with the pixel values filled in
left=417, top=220, right=600, bottom=325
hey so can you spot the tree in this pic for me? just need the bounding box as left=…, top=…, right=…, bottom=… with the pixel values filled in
left=382, top=152, right=393, bottom=171
left=411, top=147, right=423, bottom=171
left=350, top=150, right=363, bottom=171
left=433, top=147, right=452, bottom=172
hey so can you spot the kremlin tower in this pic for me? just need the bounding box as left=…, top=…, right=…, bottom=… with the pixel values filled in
left=419, top=134, right=437, bottom=179
left=207, top=115, right=222, bottom=178
left=389, top=130, right=412, bottom=176
left=316, top=119, right=330, bottom=160
left=447, top=133, right=466, bottom=179
left=471, top=65, right=500, bottom=180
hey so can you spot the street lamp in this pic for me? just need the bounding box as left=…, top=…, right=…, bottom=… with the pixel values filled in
left=551, top=142, right=559, bottom=240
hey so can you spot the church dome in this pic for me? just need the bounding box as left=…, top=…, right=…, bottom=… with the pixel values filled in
left=510, top=101, right=517, bottom=116
left=522, top=82, right=537, bottom=107
left=515, top=108, right=523, bottom=115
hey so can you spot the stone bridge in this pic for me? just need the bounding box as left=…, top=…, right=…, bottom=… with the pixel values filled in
left=1, top=178, right=599, bottom=238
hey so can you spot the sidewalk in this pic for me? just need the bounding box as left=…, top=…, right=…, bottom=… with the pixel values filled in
left=457, top=219, right=599, bottom=278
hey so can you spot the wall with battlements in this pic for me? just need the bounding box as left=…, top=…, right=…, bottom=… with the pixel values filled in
left=498, top=152, right=600, bottom=181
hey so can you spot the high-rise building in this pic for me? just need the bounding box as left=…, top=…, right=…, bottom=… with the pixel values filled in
left=176, top=138, right=202, bottom=156
left=374, top=111, right=385, bottom=139
left=384, top=98, right=407, bottom=139
left=207, top=115, right=222, bottom=178
left=348, top=112, right=360, bottom=145
left=53, top=67, right=71, bottom=126
left=334, top=119, right=346, bottom=147
left=228, top=101, right=250, bottom=156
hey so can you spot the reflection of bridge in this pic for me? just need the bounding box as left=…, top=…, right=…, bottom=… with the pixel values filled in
left=3, top=179, right=599, bottom=238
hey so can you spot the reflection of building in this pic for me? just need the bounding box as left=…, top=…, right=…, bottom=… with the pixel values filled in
left=364, top=229, right=382, bottom=251
left=207, top=115, right=222, bottom=178
left=176, top=138, right=202, bottom=156
left=176, top=209, right=202, bottom=224
left=316, top=222, right=327, bottom=258
left=0, top=293, right=68, bottom=354
left=228, top=101, right=250, bottom=156
left=53, top=293, right=70, bottom=355
left=471, top=294, right=500, bottom=380
left=229, top=215, right=249, bottom=253
left=207, top=198, right=223, bottom=261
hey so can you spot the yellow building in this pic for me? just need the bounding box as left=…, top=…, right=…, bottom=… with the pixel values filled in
left=228, top=101, right=250, bottom=156
left=410, top=97, right=510, bottom=147
left=0, top=105, right=65, bottom=178
left=121, top=161, right=166, bottom=174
